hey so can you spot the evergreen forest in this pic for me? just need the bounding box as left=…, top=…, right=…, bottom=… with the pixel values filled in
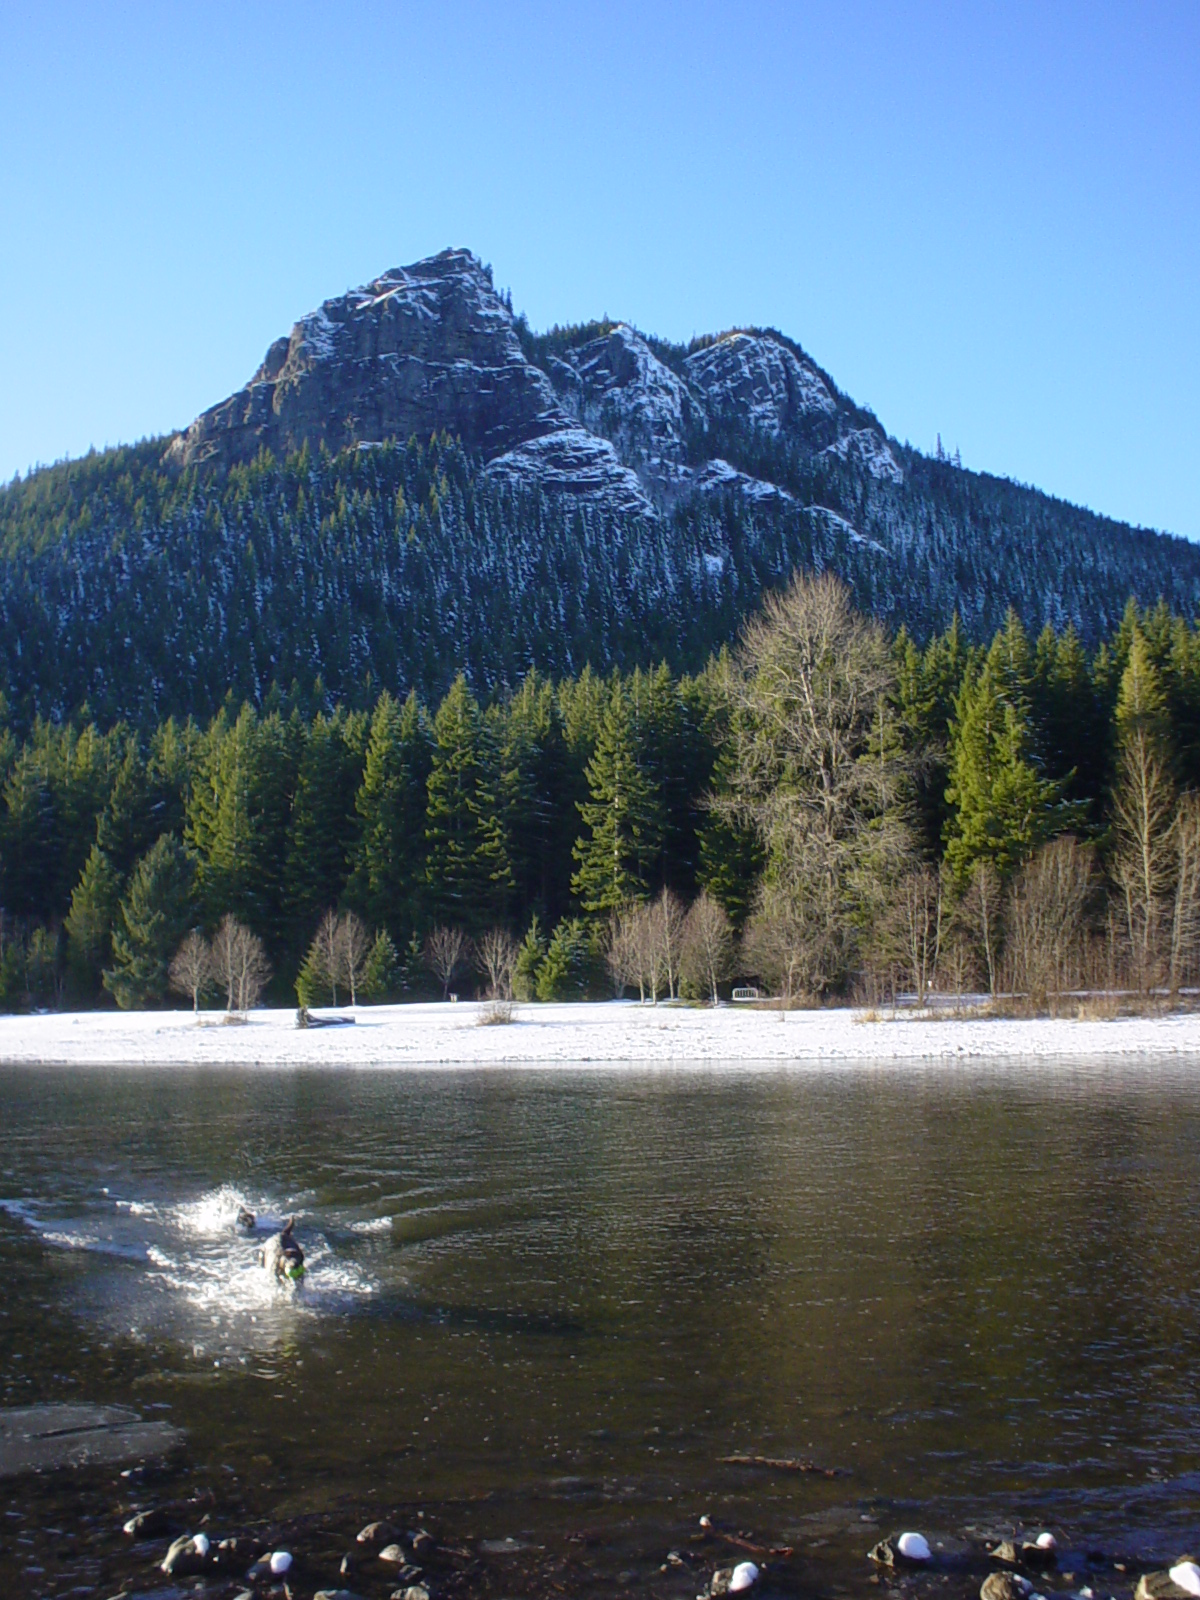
left=4, top=572, right=1200, bottom=1014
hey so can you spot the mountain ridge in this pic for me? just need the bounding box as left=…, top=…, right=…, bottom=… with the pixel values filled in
left=1, top=245, right=1198, bottom=726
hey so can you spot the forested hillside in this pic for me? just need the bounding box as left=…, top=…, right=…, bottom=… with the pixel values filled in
left=3, top=247, right=1199, bottom=729
left=4, top=582, right=1200, bottom=1014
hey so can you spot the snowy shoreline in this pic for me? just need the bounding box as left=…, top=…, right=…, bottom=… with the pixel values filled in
left=2, top=999, right=1200, bottom=1068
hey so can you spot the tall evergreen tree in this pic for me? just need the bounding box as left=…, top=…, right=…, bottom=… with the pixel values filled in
left=65, top=844, right=121, bottom=993
left=104, top=834, right=195, bottom=1009
left=944, top=652, right=1073, bottom=882
left=285, top=710, right=365, bottom=947
left=571, top=681, right=664, bottom=914
left=425, top=675, right=511, bottom=931
left=348, top=690, right=432, bottom=944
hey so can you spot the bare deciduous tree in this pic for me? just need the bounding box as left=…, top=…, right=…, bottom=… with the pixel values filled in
left=605, top=908, right=641, bottom=999
left=426, top=924, right=468, bottom=1000
left=680, top=890, right=734, bottom=1004
left=1168, top=792, right=1200, bottom=996
left=715, top=572, right=913, bottom=996
left=652, top=887, right=686, bottom=1000
left=211, top=915, right=272, bottom=1014
left=884, top=866, right=943, bottom=1007
left=306, top=909, right=344, bottom=1007
left=477, top=926, right=519, bottom=1000
left=337, top=911, right=370, bottom=1006
left=742, top=883, right=811, bottom=1014
left=1004, top=836, right=1095, bottom=1009
left=169, top=930, right=212, bottom=1014
left=231, top=925, right=271, bottom=1012
left=962, top=858, right=1003, bottom=996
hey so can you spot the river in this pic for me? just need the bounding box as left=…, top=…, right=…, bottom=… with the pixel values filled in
left=2, top=1060, right=1199, bottom=1598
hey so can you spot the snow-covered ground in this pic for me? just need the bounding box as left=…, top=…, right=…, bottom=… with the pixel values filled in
left=1, top=1000, right=1199, bottom=1069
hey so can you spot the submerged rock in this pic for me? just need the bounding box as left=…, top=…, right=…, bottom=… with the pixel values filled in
left=871, top=1534, right=932, bottom=1567
left=982, top=1572, right=1032, bottom=1600
left=1138, top=1572, right=1200, bottom=1600
left=161, top=1531, right=210, bottom=1575
left=358, top=1520, right=398, bottom=1545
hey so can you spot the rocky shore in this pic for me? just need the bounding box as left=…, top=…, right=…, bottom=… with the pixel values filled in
left=3, top=1442, right=1198, bottom=1600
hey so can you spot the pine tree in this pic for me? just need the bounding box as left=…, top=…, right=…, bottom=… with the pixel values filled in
left=425, top=675, right=512, bottom=931
left=944, top=653, right=1073, bottom=882
left=285, top=711, right=364, bottom=944
left=571, top=681, right=664, bottom=914
left=65, top=844, right=121, bottom=992
left=497, top=672, right=570, bottom=925
left=348, top=691, right=432, bottom=944
left=104, top=834, right=195, bottom=1009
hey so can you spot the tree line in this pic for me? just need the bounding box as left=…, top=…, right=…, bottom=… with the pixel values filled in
left=4, top=573, right=1200, bottom=1012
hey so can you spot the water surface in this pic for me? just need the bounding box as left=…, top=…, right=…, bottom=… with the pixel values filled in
left=2, top=1060, right=1200, bottom=1595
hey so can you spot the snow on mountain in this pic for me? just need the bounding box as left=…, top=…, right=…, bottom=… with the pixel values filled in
left=823, top=427, right=903, bottom=484
left=485, top=427, right=655, bottom=517
left=805, top=504, right=889, bottom=555
left=690, top=458, right=796, bottom=504
left=682, top=332, right=837, bottom=433
left=549, top=323, right=699, bottom=467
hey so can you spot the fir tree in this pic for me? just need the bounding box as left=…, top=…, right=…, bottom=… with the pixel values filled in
left=424, top=675, right=512, bottom=931
left=104, top=834, right=195, bottom=1009
left=571, top=681, right=664, bottom=914
left=65, top=844, right=121, bottom=992
left=944, top=655, right=1073, bottom=882
left=348, top=691, right=432, bottom=944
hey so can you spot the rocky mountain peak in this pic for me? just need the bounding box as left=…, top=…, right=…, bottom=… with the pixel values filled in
left=165, top=247, right=906, bottom=519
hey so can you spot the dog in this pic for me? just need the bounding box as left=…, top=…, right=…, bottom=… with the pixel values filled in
left=258, top=1216, right=305, bottom=1285
left=235, top=1206, right=257, bottom=1232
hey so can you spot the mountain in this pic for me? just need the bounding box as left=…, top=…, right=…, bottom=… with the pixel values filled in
left=2, top=246, right=1198, bottom=725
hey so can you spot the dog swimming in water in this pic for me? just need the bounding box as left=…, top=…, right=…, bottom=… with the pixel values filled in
left=235, top=1205, right=257, bottom=1232
left=259, top=1216, right=306, bottom=1285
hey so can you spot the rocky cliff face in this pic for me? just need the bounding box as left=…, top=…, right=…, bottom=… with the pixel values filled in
left=167, top=249, right=653, bottom=515
left=166, top=247, right=903, bottom=521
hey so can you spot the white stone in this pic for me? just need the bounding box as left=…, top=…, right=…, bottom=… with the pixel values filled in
left=897, top=1532, right=931, bottom=1561
left=192, top=1533, right=210, bottom=1556
left=1036, top=1533, right=1057, bottom=1551
left=269, top=1550, right=293, bottom=1574
left=1169, top=1564, right=1200, bottom=1597
left=729, top=1561, right=759, bottom=1591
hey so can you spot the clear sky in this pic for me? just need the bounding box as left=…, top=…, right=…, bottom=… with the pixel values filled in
left=2, top=1, right=1197, bottom=537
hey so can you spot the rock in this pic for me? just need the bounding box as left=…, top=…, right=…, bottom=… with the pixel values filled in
left=897, top=1533, right=932, bottom=1562
left=268, top=1549, right=292, bottom=1574
left=358, top=1520, right=398, bottom=1545
left=1172, top=1566, right=1200, bottom=1599
left=393, top=1587, right=431, bottom=1600
left=990, top=1542, right=1022, bottom=1567
left=122, top=1507, right=170, bottom=1538
left=161, top=1532, right=210, bottom=1576
left=871, top=1536, right=932, bottom=1568
left=315, top=1591, right=366, bottom=1600
left=389, top=1564, right=424, bottom=1584
left=411, top=1529, right=436, bottom=1557
left=166, top=251, right=653, bottom=518
left=710, top=1570, right=735, bottom=1596
left=0, top=1403, right=182, bottom=1477
left=1035, top=1534, right=1058, bottom=1552
left=379, top=1541, right=407, bottom=1562
left=340, top=1552, right=356, bottom=1575
left=1138, top=1574, right=1199, bottom=1600
left=730, top=1560, right=760, bottom=1590
left=982, top=1573, right=1032, bottom=1600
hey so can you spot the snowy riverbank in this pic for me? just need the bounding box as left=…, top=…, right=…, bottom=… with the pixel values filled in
left=2, top=999, right=1200, bottom=1067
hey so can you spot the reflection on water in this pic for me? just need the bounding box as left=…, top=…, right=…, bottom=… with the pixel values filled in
left=3, top=1059, right=1200, bottom=1571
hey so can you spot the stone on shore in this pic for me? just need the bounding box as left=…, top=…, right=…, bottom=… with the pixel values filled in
left=982, top=1572, right=1032, bottom=1600
left=1138, top=1572, right=1200, bottom=1600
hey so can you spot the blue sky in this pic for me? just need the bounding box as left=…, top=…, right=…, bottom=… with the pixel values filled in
left=2, top=1, right=1197, bottom=537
